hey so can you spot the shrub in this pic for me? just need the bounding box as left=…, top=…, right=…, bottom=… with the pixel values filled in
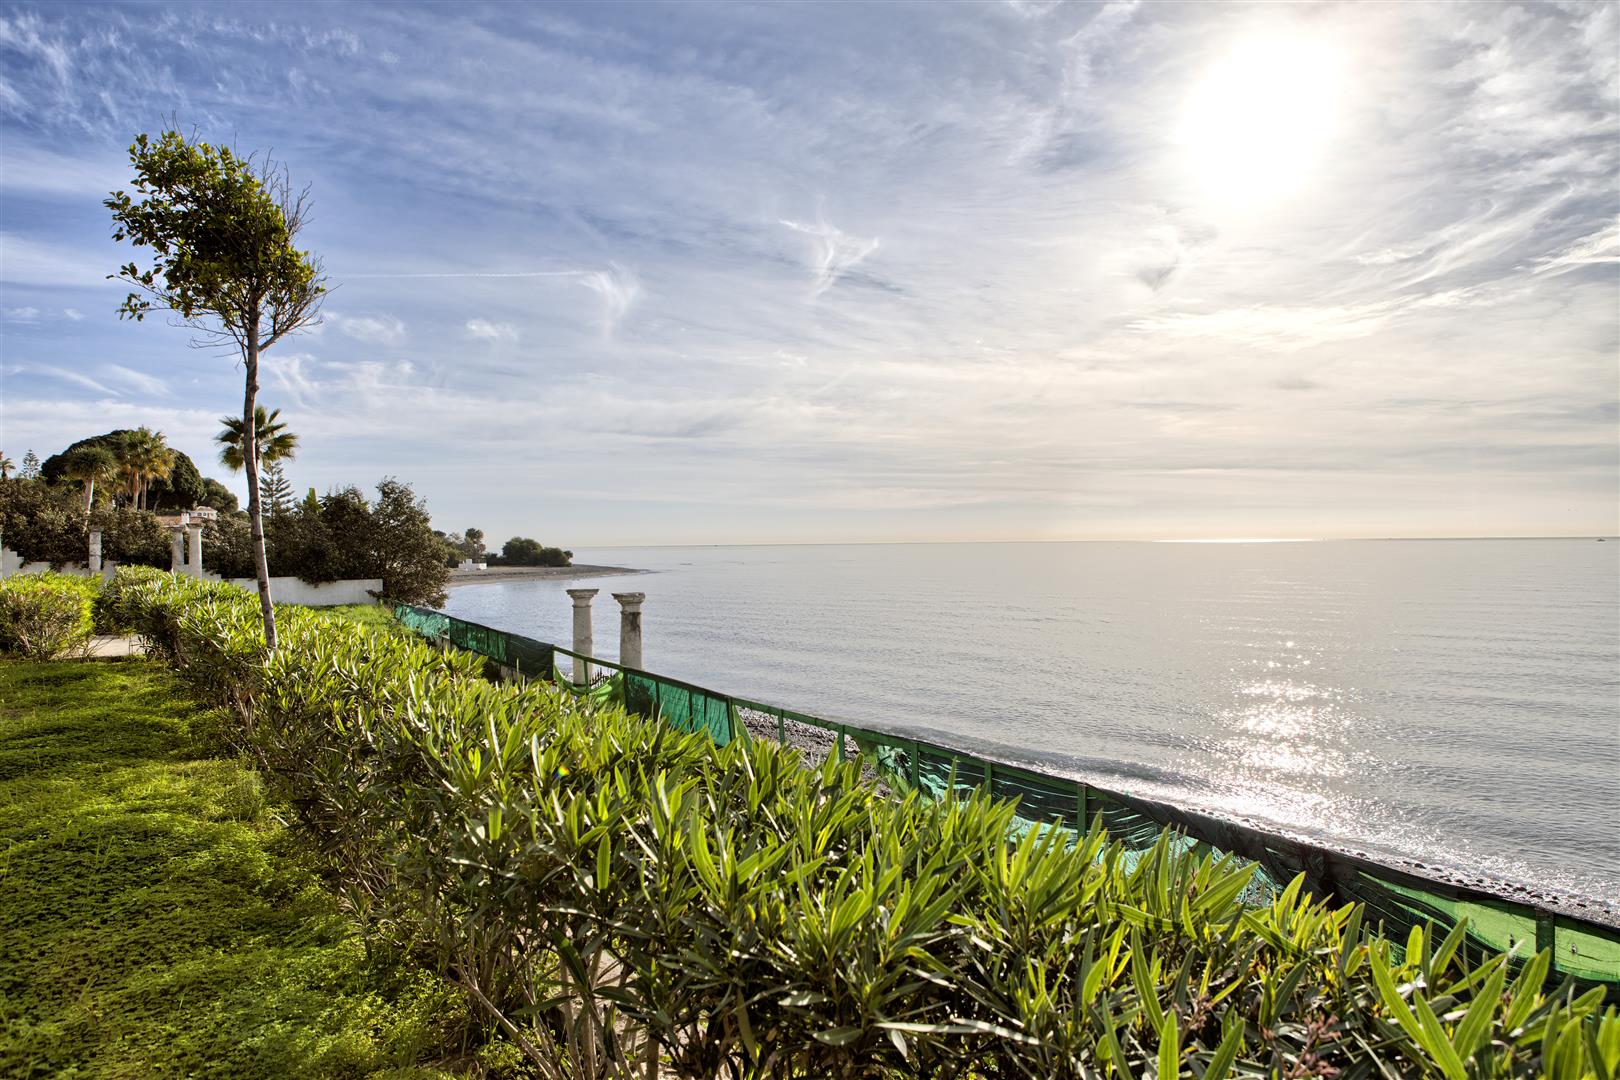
left=0, top=573, right=99, bottom=659
left=491, top=536, right=572, bottom=567
left=104, top=565, right=1620, bottom=1080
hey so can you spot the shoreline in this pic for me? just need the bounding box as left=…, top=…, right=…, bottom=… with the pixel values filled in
left=447, top=564, right=650, bottom=588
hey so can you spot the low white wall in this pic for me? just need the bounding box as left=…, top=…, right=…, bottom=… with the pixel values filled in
left=225, top=576, right=383, bottom=606
left=1, top=551, right=379, bottom=607
left=0, top=547, right=111, bottom=579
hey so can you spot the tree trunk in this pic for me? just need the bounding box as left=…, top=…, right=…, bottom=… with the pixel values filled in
left=243, top=320, right=278, bottom=649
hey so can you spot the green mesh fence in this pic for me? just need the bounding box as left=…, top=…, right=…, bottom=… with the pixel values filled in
left=391, top=602, right=1620, bottom=996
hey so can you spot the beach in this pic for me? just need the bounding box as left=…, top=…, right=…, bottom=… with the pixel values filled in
left=448, top=564, right=647, bottom=588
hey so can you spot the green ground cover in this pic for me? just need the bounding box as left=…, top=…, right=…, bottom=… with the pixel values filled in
left=312, top=601, right=414, bottom=638
left=0, top=659, right=491, bottom=1079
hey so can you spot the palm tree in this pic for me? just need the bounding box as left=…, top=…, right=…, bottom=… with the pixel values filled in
left=0, top=452, right=13, bottom=481
left=60, top=446, right=120, bottom=521
left=216, top=406, right=298, bottom=472
left=117, top=427, right=177, bottom=510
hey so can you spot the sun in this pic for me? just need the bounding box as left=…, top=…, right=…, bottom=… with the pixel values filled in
left=1177, top=32, right=1345, bottom=208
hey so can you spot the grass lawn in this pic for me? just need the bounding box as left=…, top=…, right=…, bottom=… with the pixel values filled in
left=308, top=602, right=415, bottom=638
left=0, top=659, right=488, bottom=1079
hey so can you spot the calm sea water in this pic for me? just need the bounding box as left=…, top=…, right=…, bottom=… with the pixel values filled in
left=445, top=540, right=1620, bottom=909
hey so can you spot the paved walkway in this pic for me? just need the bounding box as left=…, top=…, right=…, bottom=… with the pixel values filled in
left=85, top=635, right=143, bottom=658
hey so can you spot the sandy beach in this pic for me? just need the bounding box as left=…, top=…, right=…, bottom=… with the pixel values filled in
left=448, top=564, right=648, bottom=588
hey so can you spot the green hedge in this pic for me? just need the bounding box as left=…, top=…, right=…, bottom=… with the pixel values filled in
left=103, top=566, right=1619, bottom=1079
left=0, top=572, right=99, bottom=660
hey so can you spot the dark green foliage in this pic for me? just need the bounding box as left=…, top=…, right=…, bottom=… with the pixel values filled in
left=261, top=461, right=295, bottom=517
left=0, top=479, right=169, bottom=569
left=103, top=566, right=1620, bottom=1080
left=41, top=430, right=208, bottom=512
left=202, top=514, right=258, bottom=579
left=492, top=537, right=572, bottom=567
left=95, top=503, right=171, bottom=566
left=199, top=476, right=240, bottom=513
left=0, top=659, right=479, bottom=1077
left=0, top=479, right=84, bottom=566
left=199, top=481, right=449, bottom=605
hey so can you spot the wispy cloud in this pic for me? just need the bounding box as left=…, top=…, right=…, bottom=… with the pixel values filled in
left=1530, top=221, right=1620, bottom=277
left=780, top=217, right=881, bottom=298
left=466, top=318, right=519, bottom=342
left=327, top=312, right=407, bottom=345
left=578, top=263, right=639, bottom=337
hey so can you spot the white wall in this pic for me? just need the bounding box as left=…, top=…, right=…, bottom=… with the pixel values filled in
left=1, top=550, right=380, bottom=607
left=225, top=576, right=383, bottom=606
left=0, top=547, right=110, bottom=579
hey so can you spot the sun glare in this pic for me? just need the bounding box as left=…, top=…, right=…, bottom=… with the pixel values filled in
left=1178, top=32, right=1345, bottom=208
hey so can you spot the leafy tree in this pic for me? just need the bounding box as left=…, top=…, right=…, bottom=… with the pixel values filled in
left=108, top=130, right=326, bottom=649
left=0, top=480, right=167, bottom=570
left=0, top=481, right=84, bottom=567
left=41, top=432, right=205, bottom=512
left=366, top=479, right=450, bottom=605
left=216, top=406, right=299, bottom=473
left=260, top=462, right=294, bottom=518
left=198, top=477, right=239, bottom=514
left=495, top=537, right=573, bottom=567
left=300, top=487, right=320, bottom=516
left=201, top=516, right=257, bottom=579
left=93, top=504, right=170, bottom=566
left=198, top=479, right=448, bottom=605
left=19, top=451, right=41, bottom=480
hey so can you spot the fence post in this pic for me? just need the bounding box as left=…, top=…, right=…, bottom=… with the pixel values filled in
left=566, top=588, right=598, bottom=685
left=613, top=591, right=645, bottom=670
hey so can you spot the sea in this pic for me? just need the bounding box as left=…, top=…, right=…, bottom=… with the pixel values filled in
left=443, top=539, right=1620, bottom=911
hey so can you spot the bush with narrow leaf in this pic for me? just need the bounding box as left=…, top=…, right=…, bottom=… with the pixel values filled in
left=0, top=572, right=99, bottom=659
left=103, top=564, right=1620, bottom=1080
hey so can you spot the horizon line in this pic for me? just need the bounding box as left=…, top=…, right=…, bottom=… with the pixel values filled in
left=565, top=534, right=1619, bottom=550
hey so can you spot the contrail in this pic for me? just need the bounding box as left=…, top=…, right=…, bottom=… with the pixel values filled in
left=344, top=270, right=587, bottom=279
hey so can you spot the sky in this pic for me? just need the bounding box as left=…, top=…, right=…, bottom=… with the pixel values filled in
left=1, top=1, right=1616, bottom=546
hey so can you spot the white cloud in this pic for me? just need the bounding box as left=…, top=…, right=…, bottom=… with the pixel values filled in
left=100, top=363, right=170, bottom=397
left=328, top=312, right=407, bottom=344
left=1530, top=221, right=1620, bottom=276
left=578, top=263, right=639, bottom=336
left=3, top=306, right=41, bottom=322
left=465, top=318, right=519, bottom=342
left=780, top=217, right=881, bottom=297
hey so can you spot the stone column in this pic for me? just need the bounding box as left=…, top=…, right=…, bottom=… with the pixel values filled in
left=170, top=528, right=185, bottom=573
left=87, top=530, right=103, bottom=573
left=613, top=592, right=645, bottom=670
left=566, top=588, right=599, bottom=685
left=187, top=524, right=204, bottom=577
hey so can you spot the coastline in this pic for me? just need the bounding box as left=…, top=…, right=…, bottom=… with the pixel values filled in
left=448, top=564, right=649, bottom=588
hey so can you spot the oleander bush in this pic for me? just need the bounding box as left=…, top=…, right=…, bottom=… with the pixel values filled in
left=103, top=564, right=1620, bottom=1080
left=0, top=572, right=99, bottom=659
